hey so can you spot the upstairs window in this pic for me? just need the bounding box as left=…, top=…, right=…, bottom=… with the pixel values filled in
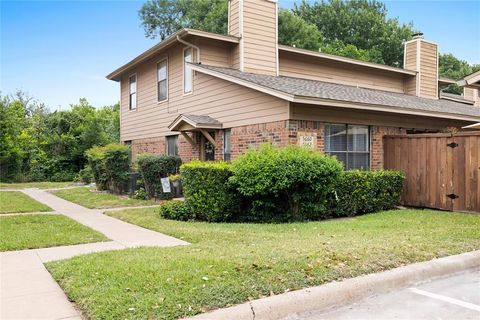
left=325, top=124, right=370, bottom=170
left=183, top=48, right=193, bottom=94
left=157, top=59, right=168, bottom=102
left=166, top=135, right=178, bottom=156
left=129, top=74, right=137, bottom=110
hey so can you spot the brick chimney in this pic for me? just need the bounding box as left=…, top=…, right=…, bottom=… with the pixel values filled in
left=404, top=33, right=439, bottom=99
left=228, top=0, right=278, bottom=75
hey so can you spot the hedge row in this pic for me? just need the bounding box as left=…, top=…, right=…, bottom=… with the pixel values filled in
left=159, top=144, right=405, bottom=223
left=85, top=144, right=130, bottom=194
left=137, top=154, right=181, bottom=200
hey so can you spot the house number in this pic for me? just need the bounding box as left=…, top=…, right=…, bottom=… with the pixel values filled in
left=298, top=133, right=317, bottom=150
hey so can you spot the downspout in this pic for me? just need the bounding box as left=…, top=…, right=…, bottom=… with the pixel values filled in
left=177, top=35, right=200, bottom=63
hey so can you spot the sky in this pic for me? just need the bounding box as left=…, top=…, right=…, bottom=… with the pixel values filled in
left=1, top=0, right=479, bottom=110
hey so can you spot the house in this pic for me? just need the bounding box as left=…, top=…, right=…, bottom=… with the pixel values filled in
left=106, top=0, right=480, bottom=170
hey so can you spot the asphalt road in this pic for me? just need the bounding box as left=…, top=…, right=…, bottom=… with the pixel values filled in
left=291, top=269, right=480, bottom=320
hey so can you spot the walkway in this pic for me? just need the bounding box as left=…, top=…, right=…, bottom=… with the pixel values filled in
left=1, top=189, right=189, bottom=319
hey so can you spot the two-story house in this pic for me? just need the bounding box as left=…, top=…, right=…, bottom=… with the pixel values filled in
left=107, top=0, right=480, bottom=170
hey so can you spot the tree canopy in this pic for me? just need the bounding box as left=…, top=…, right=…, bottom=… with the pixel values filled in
left=138, top=0, right=477, bottom=85
left=0, top=92, right=119, bottom=182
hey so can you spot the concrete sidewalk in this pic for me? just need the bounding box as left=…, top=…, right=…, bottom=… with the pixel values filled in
left=1, top=189, right=189, bottom=319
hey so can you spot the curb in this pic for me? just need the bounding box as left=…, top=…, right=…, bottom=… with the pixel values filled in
left=186, top=250, right=480, bottom=320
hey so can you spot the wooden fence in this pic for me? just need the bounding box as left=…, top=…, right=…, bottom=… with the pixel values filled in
left=384, top=131, right=480, bottom=213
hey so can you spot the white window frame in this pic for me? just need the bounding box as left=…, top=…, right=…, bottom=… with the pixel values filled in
left=156, top=57, right=168, bottom=103
left=128, top=73, right=137, bottom=111
left=183, top=47, right=193, bottom=95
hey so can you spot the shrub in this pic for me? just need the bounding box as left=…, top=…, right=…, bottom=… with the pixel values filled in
left=181, top=161, right=239, bottom=222
left=329, top=170, right=405, bottom=216
left=76, top=166, right=93, bottom=184
left=137, top=154, right=182, bottom=199
left=230, top=144, right=343, bottom=222
left=85, top=144, right=130, bottom=194
left=159, top=201, right=192, bottom=221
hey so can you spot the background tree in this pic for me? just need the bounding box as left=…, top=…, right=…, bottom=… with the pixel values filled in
left=439, top=53, right=480, bottom=94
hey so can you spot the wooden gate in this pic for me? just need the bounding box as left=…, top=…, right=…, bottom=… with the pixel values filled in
left=384, top=132, right=480, bottom=212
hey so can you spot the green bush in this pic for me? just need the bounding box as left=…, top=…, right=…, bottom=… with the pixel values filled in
left=181, top=161, right=239, bottom=222
left=137, top=154, right=182, bottom=200
left=85, top=144, right=130, bottom=194
left=329, top=170, right=405, bottom=216
left=159, top=201, right=192, bottom=221
left=76, top=166, right=93, bottom=184
left=230, top=144, right=343, bottom=222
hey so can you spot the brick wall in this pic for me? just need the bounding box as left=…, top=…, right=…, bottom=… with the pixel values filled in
left=129, top=120, right=405, bottom=169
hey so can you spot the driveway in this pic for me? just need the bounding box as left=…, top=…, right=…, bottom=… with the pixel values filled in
left=294, top=269, right=480, bottom=320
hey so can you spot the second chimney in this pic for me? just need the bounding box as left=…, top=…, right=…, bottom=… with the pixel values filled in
left=228, top=0, right=278, bottom=76
left=404, top=33, right=439, bottom=99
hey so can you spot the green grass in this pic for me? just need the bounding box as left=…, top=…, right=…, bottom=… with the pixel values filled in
left=46, top=208, right=480, bottom=320
left=0, top=191, right=52, bottom=213
left=0, top=181, right=74, bottom=189
left=0, top=214, right=108, bottom=251
left=51, top=187, right=156, bottom=209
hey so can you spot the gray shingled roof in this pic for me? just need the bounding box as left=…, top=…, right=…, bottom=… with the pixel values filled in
left=194, top=64, right=480, bottom=119
left=440, top=92, right=474, bottom=105
left=182, top=114, right=221, bottom=125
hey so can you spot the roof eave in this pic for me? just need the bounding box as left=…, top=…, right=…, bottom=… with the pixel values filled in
left=106, top=29, right=240, bottom=82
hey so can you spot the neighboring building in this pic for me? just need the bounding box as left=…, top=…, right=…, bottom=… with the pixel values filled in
left=107, top=0, right=480, bottom=170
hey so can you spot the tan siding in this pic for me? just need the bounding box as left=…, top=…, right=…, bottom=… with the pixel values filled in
left=464, top=87, right=480, bottom=106
left=120, top=43, right=288, bottom=141
left=228, top=0, right=240, bottom=37
left=291, top=103, right=470, bottom=130
left=241, top=0, right=277, bottom=75
left=419, top=41, right=438, bottom=99
left=279, top=51, right=407, bottom=93
left=196, top=38, right=231, bottom=67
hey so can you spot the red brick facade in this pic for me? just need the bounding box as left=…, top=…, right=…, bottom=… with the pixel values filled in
left=129, top=120, right=405, bottom=169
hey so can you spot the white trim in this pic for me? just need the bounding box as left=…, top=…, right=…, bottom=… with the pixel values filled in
left=436, top=45, right=439, bottom=98
left=239, top=0, right=244, bottom=72
left=227, top=0, right=231, bottom=34
left=183, top=47, right=194, bottom=95
left=190, top=64, right=480, bottom=123
left=128, top=73, right=137, bottom=111
left=156, top=57, right=169, bottom=104
left=279, top=45, right=417, bottom=76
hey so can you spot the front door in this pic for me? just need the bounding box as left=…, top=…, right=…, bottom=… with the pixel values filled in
left=201, top=132, right=215, bottom=161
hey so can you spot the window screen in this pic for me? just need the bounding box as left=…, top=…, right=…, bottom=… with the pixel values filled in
left=184, top=48, right=193, bottom=93
left=223, top=129, right=231, bottom=161
left=166, top=136, right=178, bottom=156
left=129, top=75, right=137, bottom=110
left=157, top=60, right=167, bottom=102
left=325, top=124, right=370, bottom=170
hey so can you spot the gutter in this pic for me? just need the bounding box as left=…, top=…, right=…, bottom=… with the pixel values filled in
left=177, top=35, right=201, bottom=64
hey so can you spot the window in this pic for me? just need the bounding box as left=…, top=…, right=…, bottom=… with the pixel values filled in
left=157, top=59, right=168, bottom=102
left=183, top=48, right=193, bottom=94
left=129, top=75, right=137, bottom=110
left=223, top=129, right=231, bottom=161
left=166, top=135, right=178, bottom=156
left=325, top=124, right=370, bottom=170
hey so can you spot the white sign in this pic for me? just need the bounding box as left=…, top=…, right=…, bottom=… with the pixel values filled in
left=161, top=177, right=171, bottom=193
left=298, top=133, right=317, bottom=150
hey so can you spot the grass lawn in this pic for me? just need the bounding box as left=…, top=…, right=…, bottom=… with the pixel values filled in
left=0, top=214, right=108, bottom=251
left=0, top=181, right=74, bottom=189
left=46, top=208, right=480, bottom=320
left=51, top=187, right=156, bottom=209
left=0, top=191, right=52, bottom=214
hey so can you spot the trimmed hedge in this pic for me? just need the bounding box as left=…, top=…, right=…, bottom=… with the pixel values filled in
left=180, top=161, right=239, bottom=222
left=329, top=170, right=405, bottom=216
left=85, top=144, right=130, bottom=194
left=137, top=154, right=182, bottom=200
left=159, top=201, right=191, bottom=221
left=230, top=144, right=343, bottom=222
